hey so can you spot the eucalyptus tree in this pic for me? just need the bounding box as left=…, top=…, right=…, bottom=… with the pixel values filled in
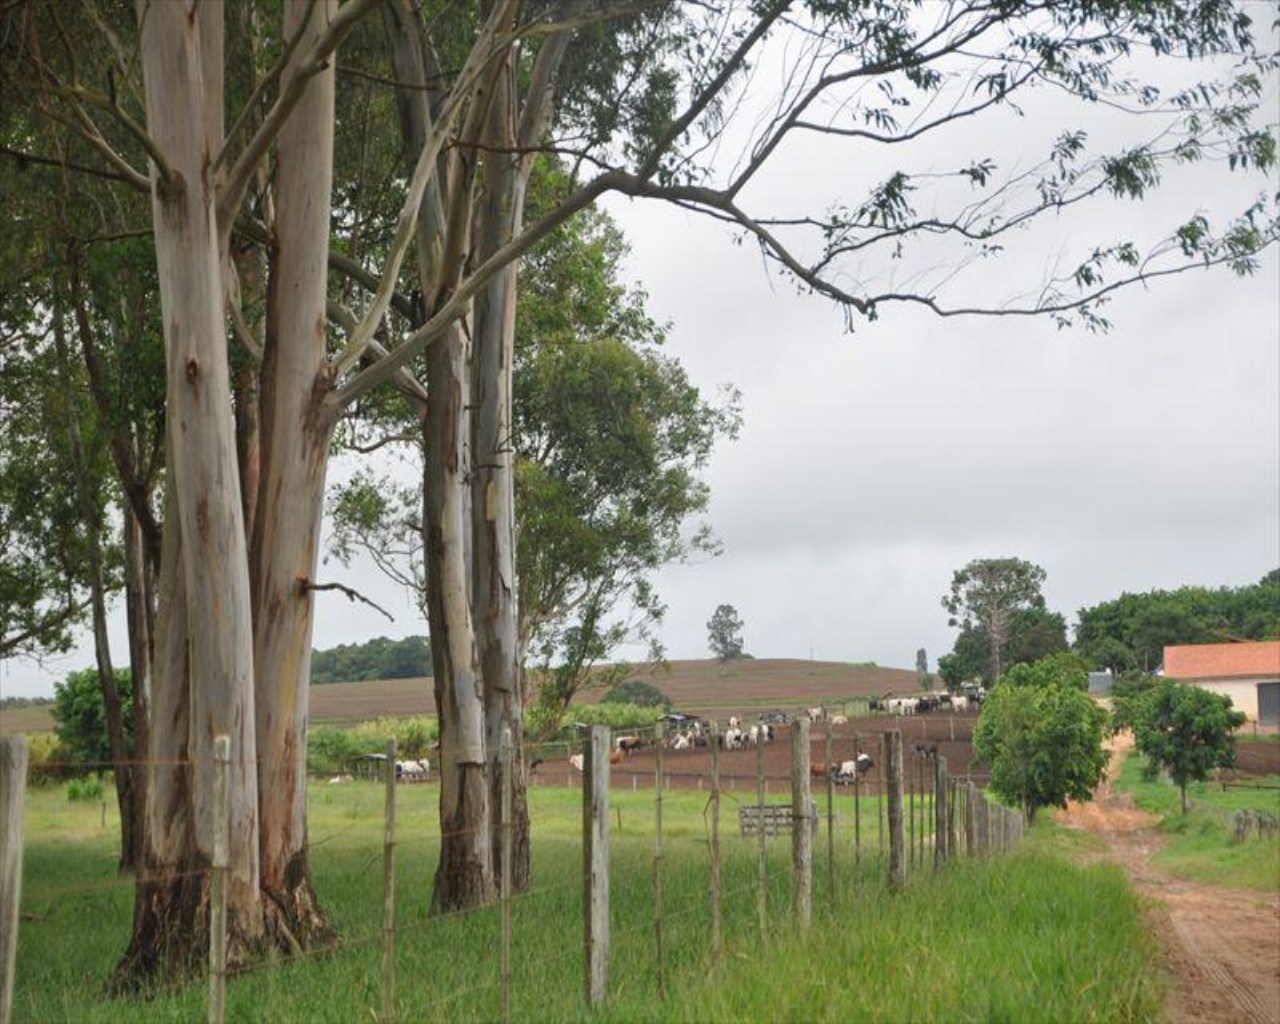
left=4, top=0, right=1277, bottom=984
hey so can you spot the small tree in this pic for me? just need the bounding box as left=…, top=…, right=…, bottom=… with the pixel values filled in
left=51, top=668, right=135, bottom=772
left=972, top=677, right=1108, bottom=823
left=1130, top=680, right=1247, bottom=815
left=602, top=679, right=671, bottom=709
left=707, top=604, right=745, bottom=663
left=999, top=652, right=1090, bottom=690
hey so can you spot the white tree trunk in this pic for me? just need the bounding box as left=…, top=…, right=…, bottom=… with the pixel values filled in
left=125, top=0, right=263, bottom=978
left=250, top=0, right=336, bottom=943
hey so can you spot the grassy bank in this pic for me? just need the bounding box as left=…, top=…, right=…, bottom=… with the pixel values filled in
left=14, top=781, right=1162, bottom=1022
left=1113, top=754, right=1280, bottom=890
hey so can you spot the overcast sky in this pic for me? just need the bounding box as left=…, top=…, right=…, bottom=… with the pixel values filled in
left=3, top=14, right=1277, bottom=699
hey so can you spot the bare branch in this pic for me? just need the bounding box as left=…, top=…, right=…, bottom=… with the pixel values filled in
left=299, top=578, right=396, bottom=622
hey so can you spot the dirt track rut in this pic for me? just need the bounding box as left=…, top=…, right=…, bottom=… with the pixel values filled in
left=1057, top=735, right=1280, bottom=1024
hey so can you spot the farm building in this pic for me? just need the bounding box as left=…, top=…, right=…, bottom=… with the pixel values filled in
left=1162, top=641, right=1280, bottom=727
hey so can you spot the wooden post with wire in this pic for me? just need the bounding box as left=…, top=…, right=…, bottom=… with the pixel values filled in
left=709, top=720, right=723, bottom=963
left=791, top=716, right=812, bottom=930
left=756, top=732, right=767, bottom=940
left=934, top=755, right=948, bottom=872
left=824, top=719, right=835, bottom=912
left=852, top=732, right=862, bottom=867
left=209, top=735, right=230, bottom=1024
left=382, top=738, right=398, bottom=1023
left=1, top=737, right=28, bottom=1024
left=500, top=729, right=513, bottom=1024
left=584, top=726, right=611, bottom=1007
left=886, top=730, right=905, bottom=891
left=653, top=723, right=666, bottom=1001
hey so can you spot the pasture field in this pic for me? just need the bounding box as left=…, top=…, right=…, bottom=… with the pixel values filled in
left=0, top=705, right=54, bottom=735
left=12, top=779, right=1162, bottom=1023
left=1113, top=751, right=1280, bottom=891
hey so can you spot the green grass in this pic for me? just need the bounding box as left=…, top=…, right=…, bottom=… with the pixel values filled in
left=1113, top=754, right=1280, bottom=890
left=13, top=781, right=1163, bottom=1023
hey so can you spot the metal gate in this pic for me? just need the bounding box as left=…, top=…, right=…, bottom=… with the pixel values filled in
left=1258, top=681, right=1280, bottom=727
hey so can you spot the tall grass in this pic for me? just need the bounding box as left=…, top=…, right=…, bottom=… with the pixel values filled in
left=14, top=781, right=1161, bottom=1022
left=1113, top=755, right=1280, bottom=890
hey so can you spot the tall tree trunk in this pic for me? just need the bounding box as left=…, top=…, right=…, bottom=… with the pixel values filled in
left=425, top=326, right=495, bottom=914
left=121, top=0, right=264, bottom=983
left=250, top=0, right=336, bottom=948
left=472, top=50, right=530, bottom=891
left=52, top=301, right=139, bottom=871
left=123, top=503, right=153, bottom=873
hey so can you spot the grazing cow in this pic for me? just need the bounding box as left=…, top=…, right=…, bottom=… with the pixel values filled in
left=396, top=759, right=429, bottom=781
left=722, top=727, right=745, bottom=750
left=728, top=716, right=741, bottom=731
left=530, top=757, right=545, bottom=774
left=569, top=754, right=585, bottom=773
left=616, top=735, right=645, bottom=753
left=832, top=753, right=874, bottom=784
left=806, top=706, right=825, bottom=721
left=810, top=762, right=829, bottom=779
left=887, top=697, right=919, bottom=716
left=671, top=733, right=691, bottom=751
left=326, top=774, right=354, bottom=785
left=950, top=695, right=970, bottom=713
left=829, top=714, right=849, bottom=726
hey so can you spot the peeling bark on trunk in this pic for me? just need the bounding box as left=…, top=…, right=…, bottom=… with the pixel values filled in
left=425, top=326, right=494, bottom=914
left=250, top=0, right=336, bottom=948
left=120, top=0, right=264, bottom=984
left=472, top=52, right=530, bottom=891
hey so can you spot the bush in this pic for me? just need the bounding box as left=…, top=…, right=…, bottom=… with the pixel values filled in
left=602, top=680, right=671, bottom=709
left=50, top=667, right=135, bottom=773
left=25, top=732, right=76, bottom=786
left=350, top=716, right=437, bottom=758
left=307, top=727, right=370, bottom=776
left=66, top=776, right=105, bottom=802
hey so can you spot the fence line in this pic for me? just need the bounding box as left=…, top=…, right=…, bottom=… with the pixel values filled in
left=9, top=721, right=1023, bottom=1020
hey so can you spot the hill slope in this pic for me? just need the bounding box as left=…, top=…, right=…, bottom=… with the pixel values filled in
left=309, top=658, right=924, bottom=722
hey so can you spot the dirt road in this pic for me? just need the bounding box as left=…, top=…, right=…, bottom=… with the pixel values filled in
left=1057, top=735, right=1280, bottom=1024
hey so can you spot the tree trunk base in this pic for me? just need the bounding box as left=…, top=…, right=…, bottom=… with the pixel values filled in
left=110, top=860, right=333, bottom=995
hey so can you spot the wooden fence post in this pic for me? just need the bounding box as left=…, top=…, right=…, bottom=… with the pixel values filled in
left=933, top=756, right=948, bottom=872
left=583, top=726, right=610, bottom=1007
left=1, top=737, right=28, bottom=1024
left=975, top=788, right=989, bottom=856
left=886, top=730, right=905, bottom=892
left=209, top=735, right=230, bottom=1024
left=965, top=782, right=978, bottom=856
left=709, top=720, right=723, bottom=963
left=907, top=750, right=916, bottom=870
left=500, top=729, right=513, bottom=1024
left=653, top=723, right=666, bottom=1001
left=852, top=732, right=862, bottom=867
left=382, top=738, right=398, bottom=1024
left=878, top=734, right=887, bottom=858
left=791, top=717, right=812, bottom=930
left=824, top=720, right=834, bottom=912
left=756, top=732, right=766, bottom=941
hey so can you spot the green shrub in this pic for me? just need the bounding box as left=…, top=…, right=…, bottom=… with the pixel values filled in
left=307, top=727, right=369, bottom=776
left=66, top=777, right=104, bottom=803
left=26, top=732, right=76, bottom=786
left=351, top=716, right=437, bottom=758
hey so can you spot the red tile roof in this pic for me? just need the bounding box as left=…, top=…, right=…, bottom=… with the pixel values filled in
left=1163, top=641, right=1280, bottom=680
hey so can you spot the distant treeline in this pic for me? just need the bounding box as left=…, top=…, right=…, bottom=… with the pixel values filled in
left=1, top=695, right=54, bottom=709
left=311, top=636, right=432, bottom=684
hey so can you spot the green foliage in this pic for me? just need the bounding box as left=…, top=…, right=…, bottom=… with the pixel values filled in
left=349, top=716, right=436, bottom=759
left=973, top=667, right=1109, bottom=822
left=1073, top=575, right=1280, bottom=672
left=310, top=636, right=432, bottom=683
left=942, top=558, right=1058, bottom=684
left=65, top=776, right=104, bottom=803
left=602, top=679, right=671, bottom=709
left=1109, top=671, right=1161, bottom=732
left=24, top=731, right=75, bottom=786
left=998, top=651, right=1089, bottom=690
left=537, top=701, right=665, bottom=741
left=49, top=668, right=134, bottom=771
left=1129, top=680, right=1247, bottom=814
left=707, top=603, right=745, bottom=662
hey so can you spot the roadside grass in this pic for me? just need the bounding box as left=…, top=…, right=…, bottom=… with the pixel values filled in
left=14, top=781, right=1162, bottom=1023
left=1114, top=754, right=1280, bottom=891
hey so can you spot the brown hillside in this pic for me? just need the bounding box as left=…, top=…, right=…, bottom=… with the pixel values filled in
left=309, top=658, right=925, bottom=723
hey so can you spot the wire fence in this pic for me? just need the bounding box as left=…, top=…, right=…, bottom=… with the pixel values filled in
left=0, top=721, right=1023, bottom=1023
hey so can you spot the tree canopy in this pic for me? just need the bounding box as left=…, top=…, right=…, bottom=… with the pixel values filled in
left=942, top=558, right=1055, bottom=685
left=707, top=604, right=746, bottom=662
left=1129, top=679, right=1247, bottom=814
left=310, top=636, right=432, bottom=684
left=1074, top=575, right=1280, bottom=672
left=972, top=662, right=1109, bottom=822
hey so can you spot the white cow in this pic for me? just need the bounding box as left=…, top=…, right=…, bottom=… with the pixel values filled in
left=887, top=697, right=919, bottom=716
left=950, top=695, right=970, bottom=713
left=569, top=753, right=585, bottom=773
left=829, top=714, right=849, bottom=726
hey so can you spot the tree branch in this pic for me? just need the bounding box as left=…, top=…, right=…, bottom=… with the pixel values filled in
left=299, top=578, right=396, bottom=622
